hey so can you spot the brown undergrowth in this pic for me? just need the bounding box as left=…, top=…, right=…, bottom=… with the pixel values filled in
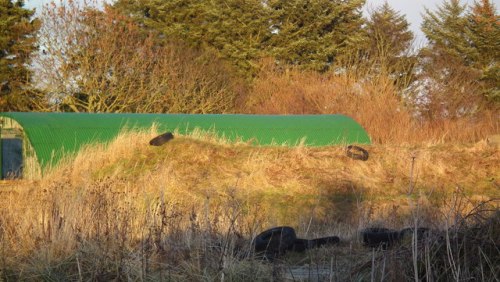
left=0, top=130, right=498, bottom=280
left=243, top=63, right=499, bottom=145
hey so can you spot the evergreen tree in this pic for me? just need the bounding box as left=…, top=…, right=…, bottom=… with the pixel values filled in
left=421, top=0, right=475, bottom=65
left=198, top=0, right=273, bottom=72
left=116, top=0, right=210, bottom=45
left=417, top=0, right=499, bottom=117
left=0, top=0, right=39, bottom=111
left=467, top=0, right=499, bottom=103
left=417, top=0, right=488, bottom=118
left=268, top=0, right=366, bottom=71
left=114, top=0, right=368, bottom=73
left=366, top=2, right=413, bottom=63
left=114, top=0, right=272, bottom=74
left=364, top=1, right=415, bottom=88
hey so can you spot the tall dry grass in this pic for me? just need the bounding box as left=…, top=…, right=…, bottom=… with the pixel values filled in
left=243, top=61, right=499, bottom=144
left=0, top=130, right=498, bottom=280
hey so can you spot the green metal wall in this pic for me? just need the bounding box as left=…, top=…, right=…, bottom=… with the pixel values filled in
left=0, top=113, right=370, bottom=172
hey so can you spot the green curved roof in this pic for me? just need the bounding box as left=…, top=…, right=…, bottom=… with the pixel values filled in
left=0, top=112, right=370, bottom=170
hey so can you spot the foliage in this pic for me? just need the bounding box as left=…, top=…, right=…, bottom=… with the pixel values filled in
left=196, top=0, right=273, bottom=73
left=416, top=0, right=499, bottom=119
left=34, top=2, right=245, bottom=113
left=114, top=0, right=272, bottom=75
left=467, top=0, right=500, bottom=104
left=363, top=2, right=416, bottom=89
left=114, top=0, right=367, bottom=73
left=242, top=60, right=498, bottom=144
left=421, top=0, right=476, bottom=64
left=1, top=0, right=496, bottom=120
left=267, top=0, right=366, bottom=71
left=0, top=0, right=40, bottom=111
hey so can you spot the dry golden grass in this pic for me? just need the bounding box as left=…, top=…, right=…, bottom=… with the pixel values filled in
left=0, top=129, right=498, bottom=280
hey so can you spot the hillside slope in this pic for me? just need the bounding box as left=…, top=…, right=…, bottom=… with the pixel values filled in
left=0, top=131, right=498, bottom=280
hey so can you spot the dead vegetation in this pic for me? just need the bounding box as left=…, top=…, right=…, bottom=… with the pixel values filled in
left=243, top=61, right=499, bottom=144
left=2, top=1, right=496, bottom=280
left=0, top=129, right=498, bottom=280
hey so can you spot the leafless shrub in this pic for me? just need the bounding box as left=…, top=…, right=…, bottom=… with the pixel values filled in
left=34, top=0, right=246, bottom=113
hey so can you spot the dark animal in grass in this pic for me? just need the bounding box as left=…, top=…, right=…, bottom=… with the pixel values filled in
left=149, top=132, right=174, bottom=146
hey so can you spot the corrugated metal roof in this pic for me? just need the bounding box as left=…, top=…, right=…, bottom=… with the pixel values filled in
left=0, top=113, right=371, bottom=171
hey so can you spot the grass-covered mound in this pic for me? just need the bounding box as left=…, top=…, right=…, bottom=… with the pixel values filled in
left=0, top=131, right=498, bottom=280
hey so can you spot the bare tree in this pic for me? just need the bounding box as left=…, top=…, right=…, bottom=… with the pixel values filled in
left=34, top=1, right=244, bottom=113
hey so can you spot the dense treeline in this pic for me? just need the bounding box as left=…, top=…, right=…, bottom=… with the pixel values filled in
left=0, top=0, right=39, bottom=110
left=0, top=0, right=498, bottom=141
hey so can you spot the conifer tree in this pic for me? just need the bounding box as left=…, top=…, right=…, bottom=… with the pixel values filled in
left=417, top=0, right=499, bottom=117
left=421, top=0, right=475, bottom=65
left=114, top=0, right=272, bottom=74
left=366, top=2, right=413, bottom=63
left=417, top=0, right=477, bottom=119
left=0, top=0, right=40, bottom=111
left=268, top=0, right=366, bottom=71
left=467, top=0, right=499, bottom=103
left=197, top=0, right=273, bottom=73
left=364, top=1, right=415, bottom=88
left=114, top=0, right=368, bottom=73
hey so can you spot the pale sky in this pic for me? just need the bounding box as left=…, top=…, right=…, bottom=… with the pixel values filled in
left=26, top=0, right=500, bottom=47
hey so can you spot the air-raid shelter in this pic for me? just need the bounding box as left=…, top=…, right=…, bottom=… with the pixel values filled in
left=0, top=113, right=371, bottom=179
